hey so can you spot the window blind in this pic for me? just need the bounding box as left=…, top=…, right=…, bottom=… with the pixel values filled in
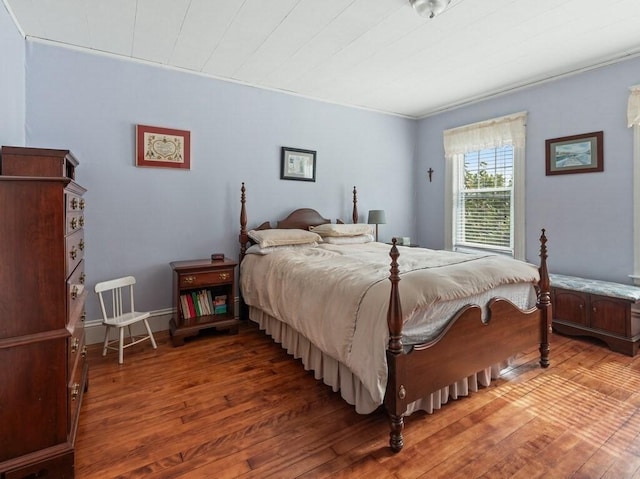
left=454, top=146, right=514, bottom=253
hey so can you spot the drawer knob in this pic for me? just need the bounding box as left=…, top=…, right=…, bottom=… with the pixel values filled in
left=80, top=198, right=85, bottom=210
left=80, top=272, right=86, bottom=284
left=70, top=217, right=78, bottom=229
left=219, top=272, right=230, bottom=281
left=184, top=275, right=196, bottom=283
left=81, top=346, right=88, bottom=358
left=71, top=285, right=79, bottom=300
left=70, top=247, right=77, bottom=260
left=79, top=239, right=85, bottom=251
left=81, top=310, right=86, bottom=321
left=79, top=216, right=85, bottom=227
left=71, top=197, right=78, bottom=209
left=71, top=337, right=80, bottom=353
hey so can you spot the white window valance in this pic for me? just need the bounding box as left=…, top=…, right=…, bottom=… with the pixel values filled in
left=628, top=85, right=640, bottom=127
left=443, top=112, right=527, bottom=156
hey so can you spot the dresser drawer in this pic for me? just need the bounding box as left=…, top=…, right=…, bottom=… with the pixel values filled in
left=65, top=229, right=84, bottom=276
left=66, top=192, right=85, bottom=213
left=68, top=321, right=85, bottom=371
left=67, top=260, right=86, bottom=323
left=68, top=348, right=87, bottom=436
left=66, top=210, right=85, bottom=235
left=179, top=269, right=234, bottom=288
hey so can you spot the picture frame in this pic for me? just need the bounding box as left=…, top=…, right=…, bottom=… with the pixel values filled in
left=545, top=131, right=603, bottom=176
left=136, top=124, right=191, bottom=169
left=281, top=147, right=316, bottom=182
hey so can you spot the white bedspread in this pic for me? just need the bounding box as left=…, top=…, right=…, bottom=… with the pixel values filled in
left=240, top=242, right=540, bottom=408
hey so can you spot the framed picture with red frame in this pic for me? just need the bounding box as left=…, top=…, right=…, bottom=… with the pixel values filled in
left=136, top=124, right=191, bottom=170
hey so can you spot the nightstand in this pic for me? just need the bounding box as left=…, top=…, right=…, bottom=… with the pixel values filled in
left=169, top=258, right=239, bottom=346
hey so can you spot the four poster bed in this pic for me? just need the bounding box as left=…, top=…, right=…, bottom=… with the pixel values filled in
left=238, top=183, right=551, bottom=452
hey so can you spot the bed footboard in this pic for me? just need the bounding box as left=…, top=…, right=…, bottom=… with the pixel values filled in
left=384, top=231, right=551, bottom=452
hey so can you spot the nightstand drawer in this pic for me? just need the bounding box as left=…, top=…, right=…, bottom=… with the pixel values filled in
left=179, top=269, right=234, bottom=288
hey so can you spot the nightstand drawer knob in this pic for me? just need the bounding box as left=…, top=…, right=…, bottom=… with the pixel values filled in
left=184, top=275, right=196, bottom=284
left=219, top=272, right=230, bottom=281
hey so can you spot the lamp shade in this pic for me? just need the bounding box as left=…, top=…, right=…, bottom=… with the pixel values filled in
left=367, top=210, right=387, bottom=225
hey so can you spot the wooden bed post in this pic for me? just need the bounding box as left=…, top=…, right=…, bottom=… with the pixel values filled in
left=386, top=238, right=405, bottom=452
left=537, top=228, right=552, bottom=368
left=238, top=182, right=249, bottom=320
left=352, top=186, right=358, bottom=224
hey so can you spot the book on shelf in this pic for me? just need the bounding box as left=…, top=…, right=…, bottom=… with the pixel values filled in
left=197, top=290, right=210, bottom=315
left=190, top=292, right=201, bottom=317
left=185, top=294, right=196, bottom=319
left=214, top=304, right=227, bottom=315
left=180, top=294, right=191, bottom=319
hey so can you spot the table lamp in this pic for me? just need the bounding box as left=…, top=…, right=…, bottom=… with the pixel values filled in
left=367, top=209, right=386, bottom=242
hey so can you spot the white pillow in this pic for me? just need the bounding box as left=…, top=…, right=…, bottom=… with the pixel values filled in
left=321, top=234, right=374, bottom=245
left=247, top=228, right=321, bottom=248
left=246, top=242, right=319, bottom=255
left=309, top=223, right=373, bottom=237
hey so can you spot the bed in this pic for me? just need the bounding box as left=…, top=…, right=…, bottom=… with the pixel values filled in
left=237, top=183, right=551, bottom=452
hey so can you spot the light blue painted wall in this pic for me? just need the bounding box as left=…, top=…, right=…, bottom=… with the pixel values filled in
left=417, top=56, right=640, bottom=283
left=24, top=41, right=417, bottom=321
left=0, top=3, right=25, bottom=146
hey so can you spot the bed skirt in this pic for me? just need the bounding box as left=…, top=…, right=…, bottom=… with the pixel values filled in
left=249, top=306, right=506, bottom=416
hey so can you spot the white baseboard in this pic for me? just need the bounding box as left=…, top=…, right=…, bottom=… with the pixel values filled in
left=85, top=308, right=174, bottom=345
left=85, top=297, right=240, bottom=345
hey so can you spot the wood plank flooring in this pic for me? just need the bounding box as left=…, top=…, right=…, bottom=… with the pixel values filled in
left=75, top=322, right=640, bottom=478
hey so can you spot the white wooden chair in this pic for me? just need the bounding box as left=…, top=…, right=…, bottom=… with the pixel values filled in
left=95, top=276, right=157, bottom=364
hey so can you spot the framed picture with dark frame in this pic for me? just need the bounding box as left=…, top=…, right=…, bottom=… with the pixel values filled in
left=136, top=124, right=191, bottom=169
left=545, top=131, right=603, bottom=176
left=280, top=147, right=316, bottom=182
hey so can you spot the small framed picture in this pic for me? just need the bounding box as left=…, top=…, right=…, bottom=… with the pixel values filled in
left=281, top=147, right=316, bottom=182
left=136, top=124, right=191, bottom=169
left=545, top=131, right=603, bottom=175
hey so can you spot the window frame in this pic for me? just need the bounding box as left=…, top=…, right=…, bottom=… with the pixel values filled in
left=444, top=112, right=526, bottom=260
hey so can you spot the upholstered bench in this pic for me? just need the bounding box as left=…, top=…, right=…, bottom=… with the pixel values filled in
left=550, top=273, right=640, bottom=356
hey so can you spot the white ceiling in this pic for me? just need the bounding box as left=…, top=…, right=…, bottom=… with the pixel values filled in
left=4, top=0, right=640, bottom=118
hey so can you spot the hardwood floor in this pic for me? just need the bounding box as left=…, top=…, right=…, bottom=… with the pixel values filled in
left=75, top=322, right=640, bottom=478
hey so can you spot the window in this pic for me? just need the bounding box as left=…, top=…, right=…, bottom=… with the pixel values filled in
left=456, top=146, right=514, bottom=253
left=444, top=112, right=526, bottom=259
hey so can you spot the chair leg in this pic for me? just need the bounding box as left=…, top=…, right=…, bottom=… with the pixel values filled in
left=102, top=325, right=111, bottom=357
left=143, top=319, right=157, bottom=349
left=118, top=327, right=125, bottom=364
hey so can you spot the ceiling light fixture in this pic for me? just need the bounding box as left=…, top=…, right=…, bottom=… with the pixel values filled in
left=410, top=0, right=452, bottom=18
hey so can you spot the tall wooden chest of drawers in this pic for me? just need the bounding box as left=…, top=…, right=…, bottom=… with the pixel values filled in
left=0, top=146, right=88, bottom=478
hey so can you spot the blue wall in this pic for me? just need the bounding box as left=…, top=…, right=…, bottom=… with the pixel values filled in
left=0, top=3, right=25, bottom=146
left=417, top=57, right=640, bottom=283
left=24, top=41, right=417, bottom=320
left=4, top=2, right=640, bottom=323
